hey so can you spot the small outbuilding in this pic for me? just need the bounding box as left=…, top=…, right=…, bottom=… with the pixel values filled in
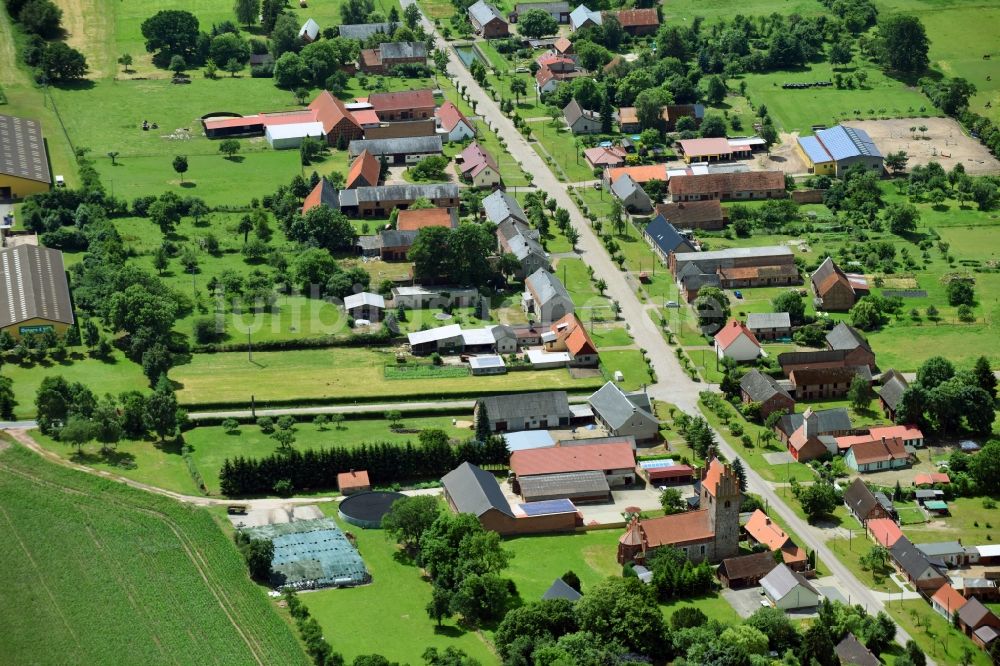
left=469, top=354, right=507, bottom=375
left=542, top=577, right=582, bottom=601
left=834, top=633, right=880, bottom=666
left=716, top=551, right=778, bottom=589
left=344, top=291, right=385, bottom=322
left=337, top=470, right=372, bottom=495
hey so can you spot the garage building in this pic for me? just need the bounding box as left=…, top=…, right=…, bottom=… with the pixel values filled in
left=0, top=244, right=74, bottom=338
left=0, top=113, right=51, bottom=199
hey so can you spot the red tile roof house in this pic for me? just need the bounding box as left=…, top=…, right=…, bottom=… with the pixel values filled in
left=544, top=313, right=598, bottom=367
left=367, top=89, right=436, bottom=122
left=345, top=149, right=381, bottom=189
left=655, top=200, right=727, bottom=231
left=510, top=441, right=637, bottom=488
left=714, top=320, right=762, bottom=363
left=337, top=470, right=371, bottom=495
left=608, top=8, right=659, bottom=35
left=843, top=436, right=910, bottom=473
left=914, top=472, right=951, bottom=487
left=435, top=101, right=476, bottom=142
left=744, top=509, right=808, bottom=570
left=584, top=146, right=627, bottom=169
left=668, top=171, right=787, bottom=202
left=786, top=408, right=839, bottom=462
left=866, top=517, right=903, bottom=548
left=458, top=141, right=503, bottom=189
left=617, top=458, right=742, bottom=564
left=932, top=583, right=968, bottom=619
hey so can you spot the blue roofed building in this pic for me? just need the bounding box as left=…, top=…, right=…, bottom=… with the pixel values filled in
left=796, top=124, right=883, bottom=177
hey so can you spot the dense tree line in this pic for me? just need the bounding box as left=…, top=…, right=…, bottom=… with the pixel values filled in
left=408, top=224, right=498, bottom=288
left=219, top=430, right=507, bottom=495
left=5, top=0, right=89, bottom=81
left=897, top=355, right=996, bottom=435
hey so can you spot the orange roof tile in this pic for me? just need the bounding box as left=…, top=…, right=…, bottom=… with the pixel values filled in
left=309, top=90, right=362, bottom=135
left=932, top=584, right=968, bottom=615
left=867, top=518, right=903, bottom=547
left=337, top=469, right=370, bottom=490
left=914, top=472, right=951, bottom=486
left=714, top=320, right=761, bottom=350
left=869, top=425, right=923, bottom=441
left=606, top=164, right=667, bottom=184
left=351, top=109, right=381, bottom=126
left=745, top=509, right=794, bottom=551
left=640, top=510, right=714, bottom=548
left=511, top=442, right=636, bottom=477
left=849, top=437, right=908, bottom=464
left=613, top=7, right=659, bottom=27
left=551, top=314, right=596, bottom=357
left=397, top=207, right=454, bottom=231
left=554, top=37, right=573, bottom=54
left=702, top=458, right=727, bottom=497
left=346, top=149, right=380, bottom=189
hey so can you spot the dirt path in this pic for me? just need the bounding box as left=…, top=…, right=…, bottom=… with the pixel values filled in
left=54, top=0, right=114, bottom=78
left=3, top=428, right=334, bottom=508
left=0, top=12, right=21, bottom=85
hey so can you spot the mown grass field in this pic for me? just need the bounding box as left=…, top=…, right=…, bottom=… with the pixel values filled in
left=309, top=504, right=498, bottom=664
left=170, top=346, right=606, bottom=406
left=4, top=350, right=149, bottom=419
left=891, top=600, right=992, bottom=666
left=0, top=442, right=307, bottom=665
left=31, top=413, right=473, bottom=495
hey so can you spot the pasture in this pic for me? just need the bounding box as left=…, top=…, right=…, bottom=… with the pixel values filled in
left=307, top=505, right=498, bottom=664
left=169, top=346, right=606, bottom=406
left=0, top=443, right=307, bottom=665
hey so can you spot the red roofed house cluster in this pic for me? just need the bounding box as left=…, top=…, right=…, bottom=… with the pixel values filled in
left=714, top=320, right=762, bottom=363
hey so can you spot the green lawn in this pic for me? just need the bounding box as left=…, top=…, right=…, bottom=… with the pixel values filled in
left=599, top=350, right=653, bottom=391
left=502, top=529, right=623, bottom=601
left=553, top=257, right=614, bottom=313
left=527, top=120, right=598, bottom=183
left=890, top=600, right=992, bottom=666
left=307, top=505, right=498, bottom=664
left=902, top=496, right=1000, bottom=545
left=661, top=592, right=742, bottom=625
left=187, top=416, right=473, bottom=494
left=589, top=324, right=634, bottom=348
left=170, top=347, right=605, bottom=407
left=4, top=350, right=149, bottom=419
left=0, top=443, right=307, bottom=665
left=32, top=430, right=202, bottom=496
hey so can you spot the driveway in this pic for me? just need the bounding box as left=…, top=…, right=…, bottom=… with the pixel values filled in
left=723, top=586, right=770, bottom=618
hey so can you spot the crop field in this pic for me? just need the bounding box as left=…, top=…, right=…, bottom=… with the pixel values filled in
left=170, top=346, right=606, bottom=406
left=0, top=443, right=307, bottom=665
left=384, top=363, right=471, bottom=379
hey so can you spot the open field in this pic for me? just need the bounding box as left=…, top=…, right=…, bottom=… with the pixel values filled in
left=892, top=600, right=992, bottom=666
left=4, top=350, right=149, bottom=419
left=502, top=529, right=623, bottom=600
left=170, top=347, right=606, bottom=406
left=901, top=496, right=1000, bottom=545
left=31, top=414, right=472, bottom=495
left=0, top=442, right=307, bottom=665
left=309, top=505, right=497, bottom=664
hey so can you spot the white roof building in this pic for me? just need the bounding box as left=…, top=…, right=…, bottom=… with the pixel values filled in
left=264, top=121, right=325, bottom=149
left=407, top=324, right=463, bottom=346
left=343, top=292, right=385, bottom=310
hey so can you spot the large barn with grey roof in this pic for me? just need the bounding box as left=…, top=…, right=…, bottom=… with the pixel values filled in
left=0, top=113, right=52, bottom=199
left=0, top=244, right=74, bottom=338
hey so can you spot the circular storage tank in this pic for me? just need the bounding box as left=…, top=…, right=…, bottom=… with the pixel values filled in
left=338, top=491, right=406, bottom=529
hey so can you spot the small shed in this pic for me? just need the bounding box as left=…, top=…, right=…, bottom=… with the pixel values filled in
left=337, top=470, right=371, bottom=495
left=717, top=551, right=778, bottom=588
left=469, top=354, right=507, bottom=376
left=542, top=577, right=582, bottom=601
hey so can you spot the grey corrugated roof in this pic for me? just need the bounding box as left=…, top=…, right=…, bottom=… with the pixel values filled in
left=746, top=312, right=791, bottom=330
left=0, top=114, right=51, bottom=183
left=674, top=245, right=793, bottom=263
left=542, top=577, right=582, bottom=601
left=760, top=563, right=818, bottom=600
left=480, top=391, right=571, bottom=421
left=525, top=268, right=570, bottom=307
left=519, top=470, right=610, bottom=500
left=0, top=245, right=74, bottom=329
left=338, top=22, right=394, bottom=39
left=353, top=183, right=459, bottom=204
left=468, top=0, right=505, bottom=25
left=778, top=349, right=848, bottom=367
left=588, top=381, right=656, bottom=430
left=917, top=541, right=965, bottom=557
left=441, top=462, right=514, bottom=518
left=343, top=291, right=385, bottom=309
left=349, top=136, right=443, bottom=157
left=569, top=4, right=601, bottom=27
left=482, top=190, right=527, bottom=224
left=826, top=322, right=871, bottom=352
left=777, top=408, right=851, bottom=437
left=739, top=369, right=792, bottom=403
left=379, top=41, right=427, bottom=59
left=516, top=1, right=569, bottom=12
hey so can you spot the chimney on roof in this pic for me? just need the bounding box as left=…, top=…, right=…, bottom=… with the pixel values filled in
left=766, top=517, right=771, bottom=525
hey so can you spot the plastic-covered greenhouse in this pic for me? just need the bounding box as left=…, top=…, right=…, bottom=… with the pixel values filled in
left=245, top=518, right=370, bottom=590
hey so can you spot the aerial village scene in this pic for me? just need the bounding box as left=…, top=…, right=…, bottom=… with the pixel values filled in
left=1, top=0, right=1000, bottom=663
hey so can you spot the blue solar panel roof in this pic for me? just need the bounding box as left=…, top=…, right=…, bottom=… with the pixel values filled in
left=798, top=135, right=831, bottom=164
left=519, top=498, right=577, bottom=516
left=639, top=459, right=676, bottom=469
left=815, top=125, right=882, bottom=161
